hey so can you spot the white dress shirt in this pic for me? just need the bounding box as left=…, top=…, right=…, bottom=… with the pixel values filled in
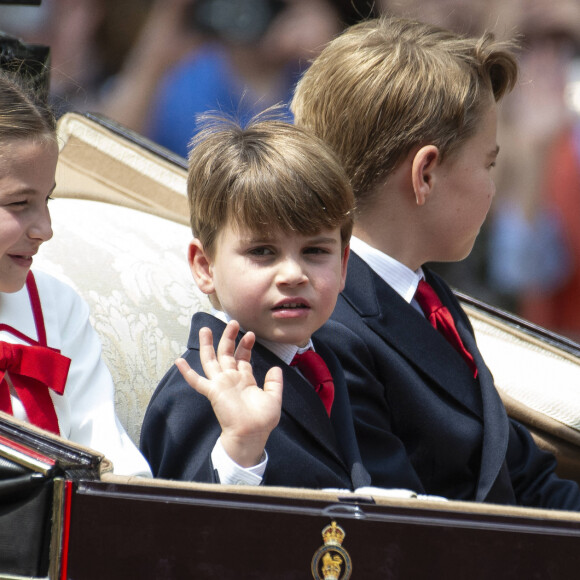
left=349, top=236, right=426, bottom=313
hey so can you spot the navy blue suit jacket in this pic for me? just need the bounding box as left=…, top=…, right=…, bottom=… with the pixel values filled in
left=316, top=252, right=580, bottom=509
left=141, top=312, right=371, bottom=490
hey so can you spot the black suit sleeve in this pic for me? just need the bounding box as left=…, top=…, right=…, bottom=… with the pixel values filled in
left=140, top=353, right=221, bottom=482
left=506, top=418, right=580, bottom=510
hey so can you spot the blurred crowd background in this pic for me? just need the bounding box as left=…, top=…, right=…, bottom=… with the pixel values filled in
left=1, top=0, right=580, bottom=341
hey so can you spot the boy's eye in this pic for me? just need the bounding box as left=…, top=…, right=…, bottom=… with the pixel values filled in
left=248, top=246, right=274, bottom=257
left=304, top=246, right=330, bottom=255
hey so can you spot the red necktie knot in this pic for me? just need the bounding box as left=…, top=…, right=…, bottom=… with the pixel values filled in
left=0, top=341, right=71, bottom=434
left=414, top=280, right=478, bottom=378
left=415, top=280, right=445, bottom=323
left=291, top=349, right=335, bottom=415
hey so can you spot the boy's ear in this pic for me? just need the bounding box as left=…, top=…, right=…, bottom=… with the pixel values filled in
left=339, top=243, right=350, bottom=292
left=188, top=238, right=215, bottom=295
left=411, top=145, right=440, bottom=206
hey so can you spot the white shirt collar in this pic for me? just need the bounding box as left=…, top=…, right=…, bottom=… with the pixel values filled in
left=210, top=307, right=313, bottom=365
left=350, top=236, right=425, bottom=304
left=257, top=337, right=313, bottom=366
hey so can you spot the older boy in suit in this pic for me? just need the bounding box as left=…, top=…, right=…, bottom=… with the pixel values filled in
left=140, top=115, right=375, bottom=489
left=291, top=16, right=580, bottom=509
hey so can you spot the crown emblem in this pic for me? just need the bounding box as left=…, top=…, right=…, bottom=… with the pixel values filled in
left=322, top=521, right=345, bottom=546
left=311, top=521, right=352, bottom=580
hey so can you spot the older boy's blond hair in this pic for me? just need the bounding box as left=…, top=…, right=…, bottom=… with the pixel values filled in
left=187, top=113, right=355, bottom=257
left=291, top=16, right=518, bottom=213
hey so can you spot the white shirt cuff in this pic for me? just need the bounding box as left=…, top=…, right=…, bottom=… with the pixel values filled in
left=210, top=437, right=267, bottom=485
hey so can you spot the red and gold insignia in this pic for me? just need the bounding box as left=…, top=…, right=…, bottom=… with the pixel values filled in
left=311, top=521, right=352, bottom=580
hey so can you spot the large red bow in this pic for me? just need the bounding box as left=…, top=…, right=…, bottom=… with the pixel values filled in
left=0, top=341, right=71, bottom=435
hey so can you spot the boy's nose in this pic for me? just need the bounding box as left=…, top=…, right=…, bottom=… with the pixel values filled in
left=276, top=257, right=307, bottom=286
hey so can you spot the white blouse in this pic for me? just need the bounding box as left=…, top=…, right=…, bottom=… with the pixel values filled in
left=0, top=269, right=151, bottom=477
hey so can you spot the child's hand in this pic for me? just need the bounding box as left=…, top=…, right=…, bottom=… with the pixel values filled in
left=175, top=320, right=283, bottom=468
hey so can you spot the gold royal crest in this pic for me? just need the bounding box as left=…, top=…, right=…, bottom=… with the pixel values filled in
left=311, top=521, right=352, bottom=580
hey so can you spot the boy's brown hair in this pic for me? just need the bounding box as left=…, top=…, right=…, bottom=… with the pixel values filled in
left=187, top=113, right=355, bottom=256
left=291, top=16, right=519, bottom=214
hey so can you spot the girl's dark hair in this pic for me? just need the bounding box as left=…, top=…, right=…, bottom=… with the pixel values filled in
left=0, top=70, right=56, bottom=143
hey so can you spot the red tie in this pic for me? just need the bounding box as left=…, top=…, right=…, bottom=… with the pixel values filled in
left=414, top=280, right=478, bottom=378
left=291, top=350, right=334, bottom=416
left=0, top=342, right=71, bottom=435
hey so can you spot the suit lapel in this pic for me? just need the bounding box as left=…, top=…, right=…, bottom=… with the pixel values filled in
left=472, top=341, right=510, bottom=501
left=314, top=338, right=372, bottom=489
left=426, top=273, right=510, bottom=501
left=456, top=320, right=510, bottom=500
left=258, top=345, right=348, bottom=470
left=342, top=254, right=482, bottom=417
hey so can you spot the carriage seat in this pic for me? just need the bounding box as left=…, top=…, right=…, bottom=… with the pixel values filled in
left=33, top=112, right=580, bottom=484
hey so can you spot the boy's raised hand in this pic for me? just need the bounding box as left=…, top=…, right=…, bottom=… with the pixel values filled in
left=175, top=320, right=283, bottom=468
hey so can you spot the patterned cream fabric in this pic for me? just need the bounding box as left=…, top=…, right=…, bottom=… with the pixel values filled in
left=34, top=198, right=212, bottom=444
left=466, top=304, right=580, bottom=481
left=470, top=311, right=580, bottom=433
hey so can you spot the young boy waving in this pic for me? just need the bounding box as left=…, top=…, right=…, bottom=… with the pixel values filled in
left=140, top=115, right=371, bottom=489
left=291, top=16, right=580, bottom=509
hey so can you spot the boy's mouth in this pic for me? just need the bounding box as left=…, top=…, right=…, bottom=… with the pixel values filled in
left=272, top=300, right=310, bottom=311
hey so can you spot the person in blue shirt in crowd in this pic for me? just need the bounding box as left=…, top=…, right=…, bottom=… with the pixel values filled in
left=144, top=0, right=375, bottom=158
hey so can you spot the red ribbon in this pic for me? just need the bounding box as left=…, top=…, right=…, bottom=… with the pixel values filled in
left=0, top=341, right=71, bottom=435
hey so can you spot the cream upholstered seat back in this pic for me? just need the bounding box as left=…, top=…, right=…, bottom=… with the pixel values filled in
left=465, top=303, right=580, bottom=481
left=34, top=198, right=211, bottom=444
left=34, top=113, right=212, bottom=444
